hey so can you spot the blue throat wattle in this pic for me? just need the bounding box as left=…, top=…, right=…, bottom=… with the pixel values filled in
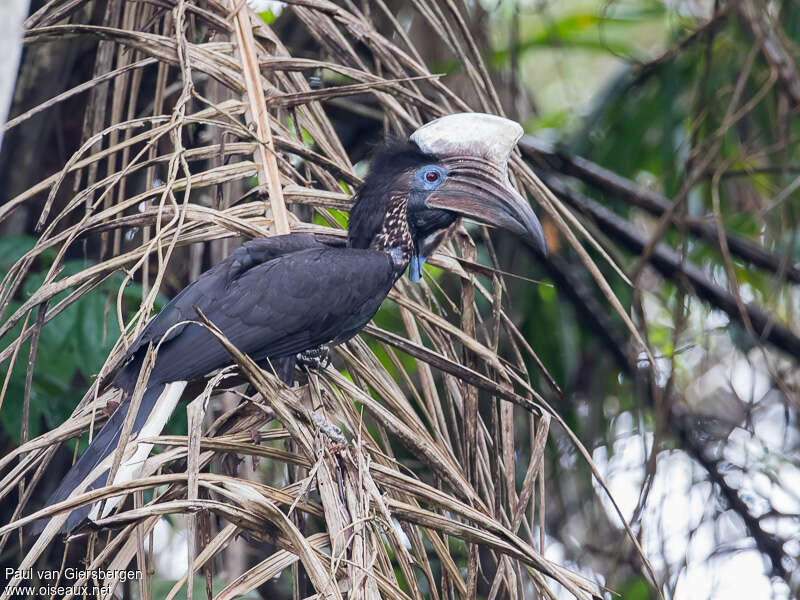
left=409, top=254, right=426, bottom=282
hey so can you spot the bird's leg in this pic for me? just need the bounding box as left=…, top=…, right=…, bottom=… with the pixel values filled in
left=296, top=344, right=331, bottom=371
left=249, top=429, right=262, bottom=445
left=101, top=400, right=120, bottom=420
left=311, top=412, right=347, bottom=446
left=249, top=429, right=262, bottom=470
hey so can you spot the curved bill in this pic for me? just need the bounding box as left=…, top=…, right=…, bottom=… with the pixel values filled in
left=426, top=158, right=548, bottom=256
left=410, top=113, right=548, bottom=257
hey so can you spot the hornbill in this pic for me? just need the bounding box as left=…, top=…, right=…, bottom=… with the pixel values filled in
left=35, top=113, right=547, bottom=533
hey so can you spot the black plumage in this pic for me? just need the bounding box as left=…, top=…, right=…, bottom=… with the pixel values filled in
left=38, top=235, right=402, bottom=532
left=115, top=235, right=399, bottom=390
left=347, top=140, right=440, bottom=250
left=35, top=113, right=547, bottom=533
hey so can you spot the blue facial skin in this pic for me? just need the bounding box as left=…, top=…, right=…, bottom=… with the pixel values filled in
left=407, top=165, right=448, bottom=283
left=413, top=164, right=447, bottom=192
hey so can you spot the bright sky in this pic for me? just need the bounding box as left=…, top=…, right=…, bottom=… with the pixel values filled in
left=591, top=401, right=799, bottom=598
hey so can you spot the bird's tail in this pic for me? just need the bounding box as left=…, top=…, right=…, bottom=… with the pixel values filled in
left=33, top=380, right=187, bottom=533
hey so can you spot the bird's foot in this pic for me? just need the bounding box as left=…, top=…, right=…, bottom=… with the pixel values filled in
left=101, top=400, right=120, bottom=419
left=311, top=412, right=347, bottom=446
left=249, top=428, right=262, bottom=445
left=248, top=429, right=263, bottom=469
left=297, top=345, right=331, bottom=371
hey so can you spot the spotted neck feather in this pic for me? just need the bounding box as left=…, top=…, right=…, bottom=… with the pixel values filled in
left=369, top=192, right=413, bottom=274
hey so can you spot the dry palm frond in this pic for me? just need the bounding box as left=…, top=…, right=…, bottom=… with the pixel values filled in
left=0, top=1, right=660, bottom=599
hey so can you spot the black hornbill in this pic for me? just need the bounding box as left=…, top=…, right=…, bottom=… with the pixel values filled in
left=35, top=113, right=547, bottom=533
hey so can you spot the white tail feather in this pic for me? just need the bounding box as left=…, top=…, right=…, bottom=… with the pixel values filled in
left=89, top=380, right=187, bottom=521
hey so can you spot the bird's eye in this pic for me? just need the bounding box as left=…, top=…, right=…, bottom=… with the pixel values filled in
left=425, top=171, right=439, bottom=183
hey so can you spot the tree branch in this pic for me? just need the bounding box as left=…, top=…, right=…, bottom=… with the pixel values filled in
left=669, top=406, right=789, bottom=581
left=520, top=136, right=800, bottom=285
left=541, top=175, right=800, bottom=360
left=734, top=0, right=800, bottom=110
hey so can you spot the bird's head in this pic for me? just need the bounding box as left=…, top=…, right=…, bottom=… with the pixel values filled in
left=348, top=113, right=547, bottom=281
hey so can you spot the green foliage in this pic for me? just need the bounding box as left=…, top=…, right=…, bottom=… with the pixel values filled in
left=258, top=9, right=276, bottom=25
left=3, top=2, right=798, bottom=595
left=0, top=236, right=165, bottom=444
left=150, top=576, right=260, bottom=599
left=492, top=2, right=666, bottom=66
left=617, top=576, right=653, bottom=600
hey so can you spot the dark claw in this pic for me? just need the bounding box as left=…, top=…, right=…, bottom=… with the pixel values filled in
left=296, top=344, right=331, bottom=371
left=250, top=428, right=262, bottom=445
left=249, top=429, right=262, bottom=469
left=311, top=412, right=347, bottom=445
left=101, top=400, right=120, bottom=420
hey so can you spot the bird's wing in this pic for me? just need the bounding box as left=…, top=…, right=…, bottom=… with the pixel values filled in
left=39, top=245, right=393, bottom=533
left=120, top=234, right=328, bottom=364
left=121, top=244, right=395, bottom=386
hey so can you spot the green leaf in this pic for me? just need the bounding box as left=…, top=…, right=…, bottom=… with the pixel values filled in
left=0, top=235, right=36, bottom=270
left=150, top=576, right=259, bottom=600
left=76, top=290, right=121, bottom=380
left=259, top=10, right=275, bottom=25
left=617, top=576, right=653, bottom=600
